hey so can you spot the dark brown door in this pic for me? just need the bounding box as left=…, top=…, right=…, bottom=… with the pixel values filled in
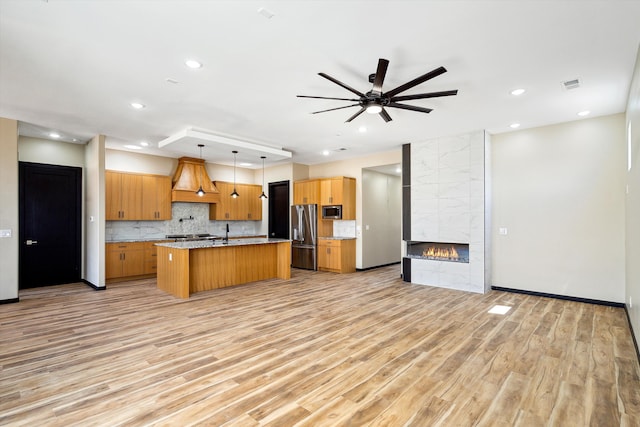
left=19, top=162, right=82, bottom=288
left=268, top=180, right=290, bottom=239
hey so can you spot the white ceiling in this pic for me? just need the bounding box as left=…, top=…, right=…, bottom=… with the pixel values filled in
left=1, top=1, right=640, bottom=168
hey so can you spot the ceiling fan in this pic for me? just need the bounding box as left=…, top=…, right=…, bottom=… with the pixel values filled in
left=297, top=58, right=458, bottom=123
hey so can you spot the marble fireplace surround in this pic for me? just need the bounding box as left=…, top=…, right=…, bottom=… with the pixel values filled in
left=404, top=130, right=491, bottom=294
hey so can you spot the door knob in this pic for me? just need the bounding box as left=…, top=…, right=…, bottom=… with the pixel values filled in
left=25, top=240, right=38, bottom=245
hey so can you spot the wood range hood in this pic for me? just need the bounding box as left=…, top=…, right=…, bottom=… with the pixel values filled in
left=171, top=157, right=220, bottom=203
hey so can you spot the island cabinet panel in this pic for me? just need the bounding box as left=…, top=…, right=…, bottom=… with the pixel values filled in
left=210, top=181, right=263, bottom=220
left=293, top=179, right=320, bottom=205
left=157, top=240, right=291, bottom=298
left=157, top=246, right=190, bottom=299
left=189, top=246, right=236, bottom=292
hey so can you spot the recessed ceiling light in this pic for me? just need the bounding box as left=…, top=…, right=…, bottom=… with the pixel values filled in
left=140, top=141, right=149, bottom=147
left=239, top=162, right=252, bottom=167
left=322, top=150, right=330, bottom=156
left=510, top=88, right=526, bottom=96
left=358, top=126, right=367, bottom=133
left=185, top=59, right=202, bottom=69
left=510, top=123, right=521, bottom=129
left=123, top=144, right=143, bottom=150
left=165, top=78, right=180, bottom=84
left=49, top=132, right=60, bottom=138
left=130, top=102, right=145, bottom=109
left=395, top=167, right=402, bottom=173
left=578, top=110, right=590, bottom=117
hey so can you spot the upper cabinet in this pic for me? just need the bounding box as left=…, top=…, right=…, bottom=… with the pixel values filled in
left=293, top=176, right=356, bottom=220
left=142, top=175, right=172, bottom=220
left=210, top=181, right=263, bottom=221
left=293, top=179, right=320, bottom=205
left=106, top=171, right=143, bottom=220
left=106, top=171, right=171, bottom=221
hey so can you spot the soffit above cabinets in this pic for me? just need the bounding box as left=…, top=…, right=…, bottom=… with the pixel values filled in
left=158, top=128, right=292, bottom=168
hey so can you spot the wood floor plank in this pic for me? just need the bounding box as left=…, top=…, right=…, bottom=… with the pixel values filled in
left=1, top=266, right=639, bottom=426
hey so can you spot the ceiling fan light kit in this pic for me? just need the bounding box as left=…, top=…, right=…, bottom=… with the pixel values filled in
left=298, top=58, right=458, bottom=122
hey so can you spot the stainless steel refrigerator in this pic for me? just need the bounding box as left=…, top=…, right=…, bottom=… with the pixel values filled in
left=291, top=204, right=317, bottom=270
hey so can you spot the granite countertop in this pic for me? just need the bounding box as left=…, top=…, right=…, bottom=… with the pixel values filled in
left=106, top=237, right=171, bottom=243
left=106, top=235, right=265, bottom=243
left=155, top=238, right=290, bottom=249
left=318, top=236, right=356, bottom=240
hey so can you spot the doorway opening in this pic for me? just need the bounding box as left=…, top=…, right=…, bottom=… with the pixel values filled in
left=268, top=180, right=290, bottom=239
left=19, top=162, right=82, bottom=289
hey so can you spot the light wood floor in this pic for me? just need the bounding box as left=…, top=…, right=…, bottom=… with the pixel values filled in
left=1, top=266, right=639, bottom=426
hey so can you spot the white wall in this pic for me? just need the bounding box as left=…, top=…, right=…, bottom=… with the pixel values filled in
left=0, top=118, right=19, bottom=301
left=625, top=46, right=640, bottom=348
left=19, top=136, right=85, bottom=166
left=84, top=135, right=105, bottom=287
left=492, top=113, right=626, bottom=302
left=309, top=149, right=402, bottom=269
left=361, top=169, right=401, bottom=268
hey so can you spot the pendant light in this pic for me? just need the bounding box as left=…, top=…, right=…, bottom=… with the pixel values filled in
left=195, top=144, right=206, bottom=197
left=259, top=156, right=268, bottom=199
left=230, top=150, right=240, bottom=198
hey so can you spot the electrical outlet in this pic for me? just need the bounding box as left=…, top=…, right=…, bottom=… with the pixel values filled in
left=169, top=253, right=172, bottom=262
left=630, top=297, right=633, bottom=308
left=499, top=227, right=508, bottom=235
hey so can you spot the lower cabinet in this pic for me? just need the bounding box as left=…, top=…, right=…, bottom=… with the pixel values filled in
left=317, top=239, right=356, bottom=273
left=143, top=241, right=160, bottom=275
left=106, top=241, right=167, bottom=280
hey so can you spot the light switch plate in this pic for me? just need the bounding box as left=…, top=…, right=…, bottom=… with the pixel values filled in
left=499, top=227, right=508, bottom=235
left=0, top=229, right=12, bottom=238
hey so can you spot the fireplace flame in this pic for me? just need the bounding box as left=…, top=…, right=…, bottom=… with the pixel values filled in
left=423, top=246, right=460, bottom=260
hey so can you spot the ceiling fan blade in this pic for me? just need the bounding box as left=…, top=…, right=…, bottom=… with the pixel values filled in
left=371, top=58, right=389, bottom=95
left=345, top=107, right=366, bottom=122
left=318, top=72, right=365, bottom=97
left=387, top=102, right=433, bottom=114
left=311, top=103, right=361, bottom=114
left=297, top=95, right=361, bottom=101
left=391, top=90, right=458, bottom=102
left=379, top=108, right=392, bottom=122
left=384, top=66, right=447, bottom=98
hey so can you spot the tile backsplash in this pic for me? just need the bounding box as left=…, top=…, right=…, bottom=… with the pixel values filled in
left=333, top=220, right=356, bottom=238
left=106, top=202, right=261, bottom=241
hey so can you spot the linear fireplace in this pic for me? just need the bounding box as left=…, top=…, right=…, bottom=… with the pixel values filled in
left=406, top=241, right=470, bottom=263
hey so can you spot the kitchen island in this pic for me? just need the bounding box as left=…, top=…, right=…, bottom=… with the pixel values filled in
left=155, top=238, right=291, bottom=298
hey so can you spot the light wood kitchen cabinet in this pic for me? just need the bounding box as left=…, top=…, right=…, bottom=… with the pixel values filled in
left=106, top=171, right=171, bottom=221
left=210, top=181, right=263, bottom=220
left=142, top=175, right=171, bottom=220
left=320, top=176, right=356, bottom=220
left=317, top=239, right=356, bottom=273
left=143, top=241, right=163, bottom=275
left=106, top=171, right=143, bottom=220
left=294, top=179, right=321, bottom=205
left=106, top=242, right=145, bottom=279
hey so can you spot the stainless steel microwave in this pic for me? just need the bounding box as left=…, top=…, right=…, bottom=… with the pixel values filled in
left=322, top=205, right=342, bottom=219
